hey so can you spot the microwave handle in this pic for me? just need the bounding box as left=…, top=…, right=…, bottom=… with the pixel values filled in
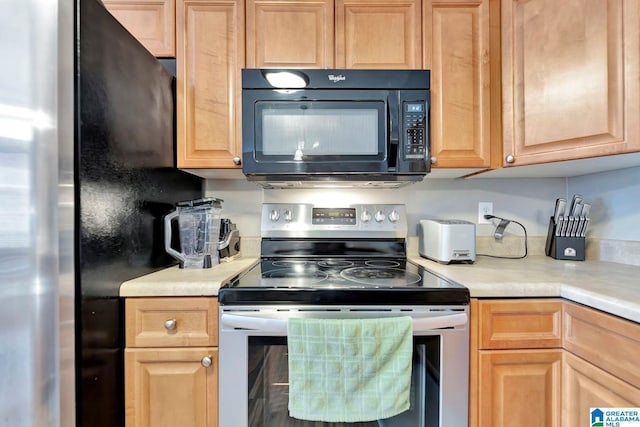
left=220, top=312, right=467, bottom=334
left=388, top=96, right=399, bottom=146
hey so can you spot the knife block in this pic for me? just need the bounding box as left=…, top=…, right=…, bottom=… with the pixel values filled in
left=545, top=217, right=585, bottom=261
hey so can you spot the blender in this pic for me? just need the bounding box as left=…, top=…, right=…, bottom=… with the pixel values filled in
left=164, top=198, right=223, bottom=268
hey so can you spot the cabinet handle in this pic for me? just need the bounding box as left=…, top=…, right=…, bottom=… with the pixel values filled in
left=232, top=156, right=241, bottom=166
left=164, top=318, right=177, bottom=330
left=505, top=154, right=515, bottom=164
left=201, top=355, right=213, bottom=368
left=430, top=156, right=437, bottom=165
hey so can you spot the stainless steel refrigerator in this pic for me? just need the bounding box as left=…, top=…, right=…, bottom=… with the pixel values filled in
left=0, top=1, right=202, bottom=426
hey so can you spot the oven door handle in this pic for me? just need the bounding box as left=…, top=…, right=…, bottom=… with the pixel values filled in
left=221, top=312, right=468, bottom=333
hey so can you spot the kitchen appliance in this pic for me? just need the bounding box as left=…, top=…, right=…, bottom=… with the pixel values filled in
left=0, top=1, right=202, bottom=425
left=164, top=198, right=223, bottom=268
left=218, top=203, right=470, bottom=427
left=419, top=219, right=476, bottom=264
left=241, top=69, right=431, bottom=188
left=218, top=218, right=241, bottom=260
left=75, top=3, right=203, bottom=425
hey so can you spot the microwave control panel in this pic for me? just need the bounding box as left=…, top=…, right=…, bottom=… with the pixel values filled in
left=402, top=101, right=427, bottom=160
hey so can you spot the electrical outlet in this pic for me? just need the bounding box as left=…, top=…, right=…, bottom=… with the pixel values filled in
left=478, top=202, right=493, bottom=224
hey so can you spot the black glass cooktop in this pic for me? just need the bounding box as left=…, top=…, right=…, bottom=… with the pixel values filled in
left=218, top=258, right=469, bottom=305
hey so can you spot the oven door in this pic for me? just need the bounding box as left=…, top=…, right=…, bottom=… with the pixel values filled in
left=219, top=307, right=469, bottom=427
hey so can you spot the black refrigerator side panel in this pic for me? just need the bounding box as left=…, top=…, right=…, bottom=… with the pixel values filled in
left=75, top=0, right=202, bottom=426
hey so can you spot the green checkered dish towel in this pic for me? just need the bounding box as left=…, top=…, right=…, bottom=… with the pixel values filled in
left=287, top=316, right=413, bottom=423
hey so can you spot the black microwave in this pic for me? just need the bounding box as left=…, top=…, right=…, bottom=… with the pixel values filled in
left=241, top=69, right=430, bottom=188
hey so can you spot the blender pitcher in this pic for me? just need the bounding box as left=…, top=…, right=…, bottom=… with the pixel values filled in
left=164, top=198, right=223, bottom=268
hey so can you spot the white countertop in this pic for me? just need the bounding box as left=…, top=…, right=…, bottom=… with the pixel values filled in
left=119, top=257, right=258, bottom=297
left=409, top=254, right=640, bottom=323
left=119, top=253, right=640, bottom=324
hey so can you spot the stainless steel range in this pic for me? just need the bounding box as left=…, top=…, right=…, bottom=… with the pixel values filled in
left=218, top=203, right=470, bottom=427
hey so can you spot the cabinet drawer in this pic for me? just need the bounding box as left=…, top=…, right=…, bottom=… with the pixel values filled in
left=126, top=297, right=218, bottom=347
left=478, top=299, right=563, bottom=349
left=564, top=301, right=640, bottom=389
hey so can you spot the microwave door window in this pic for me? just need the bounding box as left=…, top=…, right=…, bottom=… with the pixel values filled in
left=258, top=103, right=383, bottom=160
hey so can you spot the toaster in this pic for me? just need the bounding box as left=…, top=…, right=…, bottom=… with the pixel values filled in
left=419, top=219, right=476, bottom=264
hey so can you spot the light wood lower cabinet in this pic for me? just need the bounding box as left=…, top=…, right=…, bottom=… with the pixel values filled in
left=471, top=299, right=640, bottom=427
left=471, top=299, right=563, bottom=427
left=125, top=297, right=219, bottom=427
left=125, top=348, right=218, bottom=427
left=478, top=349, right=562, bottom=427
left=563, top=351, right=640, bottom=427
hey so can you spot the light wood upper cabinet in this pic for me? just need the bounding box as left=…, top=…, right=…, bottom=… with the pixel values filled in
left=335, top=0, right=422, bottom=69
left=246, top=0, right=421, bottom=69
left=103, top=0, right=176, bottom=57
left=501, top=0, right=640, bottom=167
left=246, top=0, right=334, bottom=68
left=424, top=0, right=496, bottom=168
left=176, top=0, right=244, bottom=169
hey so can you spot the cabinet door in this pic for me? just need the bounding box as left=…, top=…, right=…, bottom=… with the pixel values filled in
left=125, top=348, right=218, bottom=427
left=423, top=0, right=495, bottom=168
left=246, top=0, right=334, bottom=68
left=563, top=301, right=640, bottom=389
left=103, top=0, right=176, bottom=57
left=176, top=0, right=244, bottom=168
left=335, top=0, right=422, bottom=69
left=478, top=349, right=562, bottom=427
left=563, top=351, right=640, bottom=427
left=501, top=0, right=640, bottom=166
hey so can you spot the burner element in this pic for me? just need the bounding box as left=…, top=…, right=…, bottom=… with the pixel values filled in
left=340, top=267, right=421, bottom=287
left=365, top=260, right=401, bottom=268
left=272, top=260, right=310, bottom=267
left=317, top=260, right=354, bottom=268
left=264, top=268, right=328, bottom=287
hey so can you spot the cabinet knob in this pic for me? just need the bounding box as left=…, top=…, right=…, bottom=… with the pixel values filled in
left=505, top=154, right=515, bottom=164
left=164, top=319, right=177, bottom=331
left=201, top=355, right=213, bottom=368
left=430, top=156, right=437, bottom=164
left=232, top=156, right=241, bottom=166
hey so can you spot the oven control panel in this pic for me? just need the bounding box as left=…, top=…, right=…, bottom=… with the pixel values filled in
left=261, top=203, right=407, bottom=238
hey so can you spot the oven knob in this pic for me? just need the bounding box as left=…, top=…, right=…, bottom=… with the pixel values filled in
left=388, top=210, right=400, bottom=223
left=361, top=209, right=372, bottom=223
left=269, top=209, right=280, bottom=222
left=374, top=210, right=386, bottom=223
left=283, top=209, right=293, bottom=222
